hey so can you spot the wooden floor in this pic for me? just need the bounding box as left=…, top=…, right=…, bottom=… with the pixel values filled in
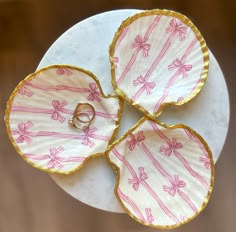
left=0, top=1, right=234, bottom=231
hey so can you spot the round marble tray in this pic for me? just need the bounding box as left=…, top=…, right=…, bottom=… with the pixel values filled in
left=38, top=9, right=230, bottom=213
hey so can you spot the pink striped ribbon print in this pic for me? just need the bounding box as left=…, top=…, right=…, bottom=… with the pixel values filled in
left=117, top=15, right=162, bottom=85
left=184, top=129, right=209, bottom=157
left=127, top=131, right=197, bottom=213
left=11, top=123, right=111, bottom=148
left=116, top=26, right=129, bottom=49
left=111, top=148, right=179, bottom=224
left=184, top=129, right=211, bottom=169
left=11, top=106, right=117, bottom=120
left=112, top=148, right=139, bottom=182
left=18, top=86, right=33, bottom=97
left=11, top=130, right=110, bottom=141
left=56, top=67, right=73, bottom=76
left=25, top=154, right=85, bottom=163
left=25, top=147, right=85, bottom=170
left=25, top=81, right=91, bottom=93
left=173, top=150, right=209, bottom=190
left=117, top=188, right=147, bottom=223
left=141, top=142, right=197, bottom=213
left=24, top=81, right=102, bottom=102
left=149, top=121, right=209, bottom=190
left=132, top=19, right=188, bottom=101
left=25, top=153, right=86, bottom=163
left=145, top=208, right=154, bottom=223
left=153, top=38, right=198, bottom=113
left=114, top=27, right=130, bottom=68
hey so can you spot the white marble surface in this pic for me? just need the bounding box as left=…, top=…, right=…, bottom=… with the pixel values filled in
left=38, top=9, right=229, bottom=213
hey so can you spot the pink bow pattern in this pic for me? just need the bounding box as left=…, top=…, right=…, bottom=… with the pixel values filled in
left=168, top=58, right=192, bottom=78
left=131, top=35, right=151, bottom=57
left=160, top=138, right=183, bottom=157
left=166, top=19, right=188, bottom=41
left=47, top=146, right=65, bottom=169
left=128, top=167, right=148, bottom=191
left=133, top=75, right=156, bottom=95
left=139, top=167, right=148, bottom=181
left=81, top=126, right=97, bottom=148
left=163, top=175, right=186, bottom=196
left=56, top=68, right=72, bottom=76
left=145, top=208, right=155, bottom=224
left=18, top=86, right=33, bottom=97
left=126, top=131, right=146, bottom=151
left=13, top=121, right=33, bottom=144
left=128, top=177, right=140, bottom=191
left=87, top=83, right=102, bottom=102
left=200, top=155, right=211, bottom=169
left=51, top=100, right=68, bottom=123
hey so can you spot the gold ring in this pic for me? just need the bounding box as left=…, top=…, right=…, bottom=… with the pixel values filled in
left=69, top=103, right=95, bottom=130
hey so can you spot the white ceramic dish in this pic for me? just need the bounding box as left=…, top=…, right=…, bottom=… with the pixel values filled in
left=6, top=65, right=122, bottom=174
left=110, top=10, right=208, bottom=119
left=107, top=118, right=213, bottom=228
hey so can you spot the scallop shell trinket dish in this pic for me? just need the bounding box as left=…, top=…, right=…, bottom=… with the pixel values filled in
left=107, top=117, right=214, bottom=229
left=5, top=65, right=123, bottom=174
left=110, top=9, right=209, bottom=119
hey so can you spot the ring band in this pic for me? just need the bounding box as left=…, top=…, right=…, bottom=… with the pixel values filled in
left=75, top=112, right=91, bottom=123
left=74, top=103, right=95, bottom=123
left=69, top=103, right=95, bottom=130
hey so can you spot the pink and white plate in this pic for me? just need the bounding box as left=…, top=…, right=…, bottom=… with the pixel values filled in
left=107, top=118, right=214, bottom=229
left=110, top=10, right=209, bottom=118
left=5, top=65, right=123, bottom=174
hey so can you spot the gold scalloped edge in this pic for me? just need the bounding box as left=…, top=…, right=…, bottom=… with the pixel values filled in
left=109, top=9, right=209, bottom=120
left=5, top=64, right=124, bottom=175
left=105, top=116, right=214, bottom=229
